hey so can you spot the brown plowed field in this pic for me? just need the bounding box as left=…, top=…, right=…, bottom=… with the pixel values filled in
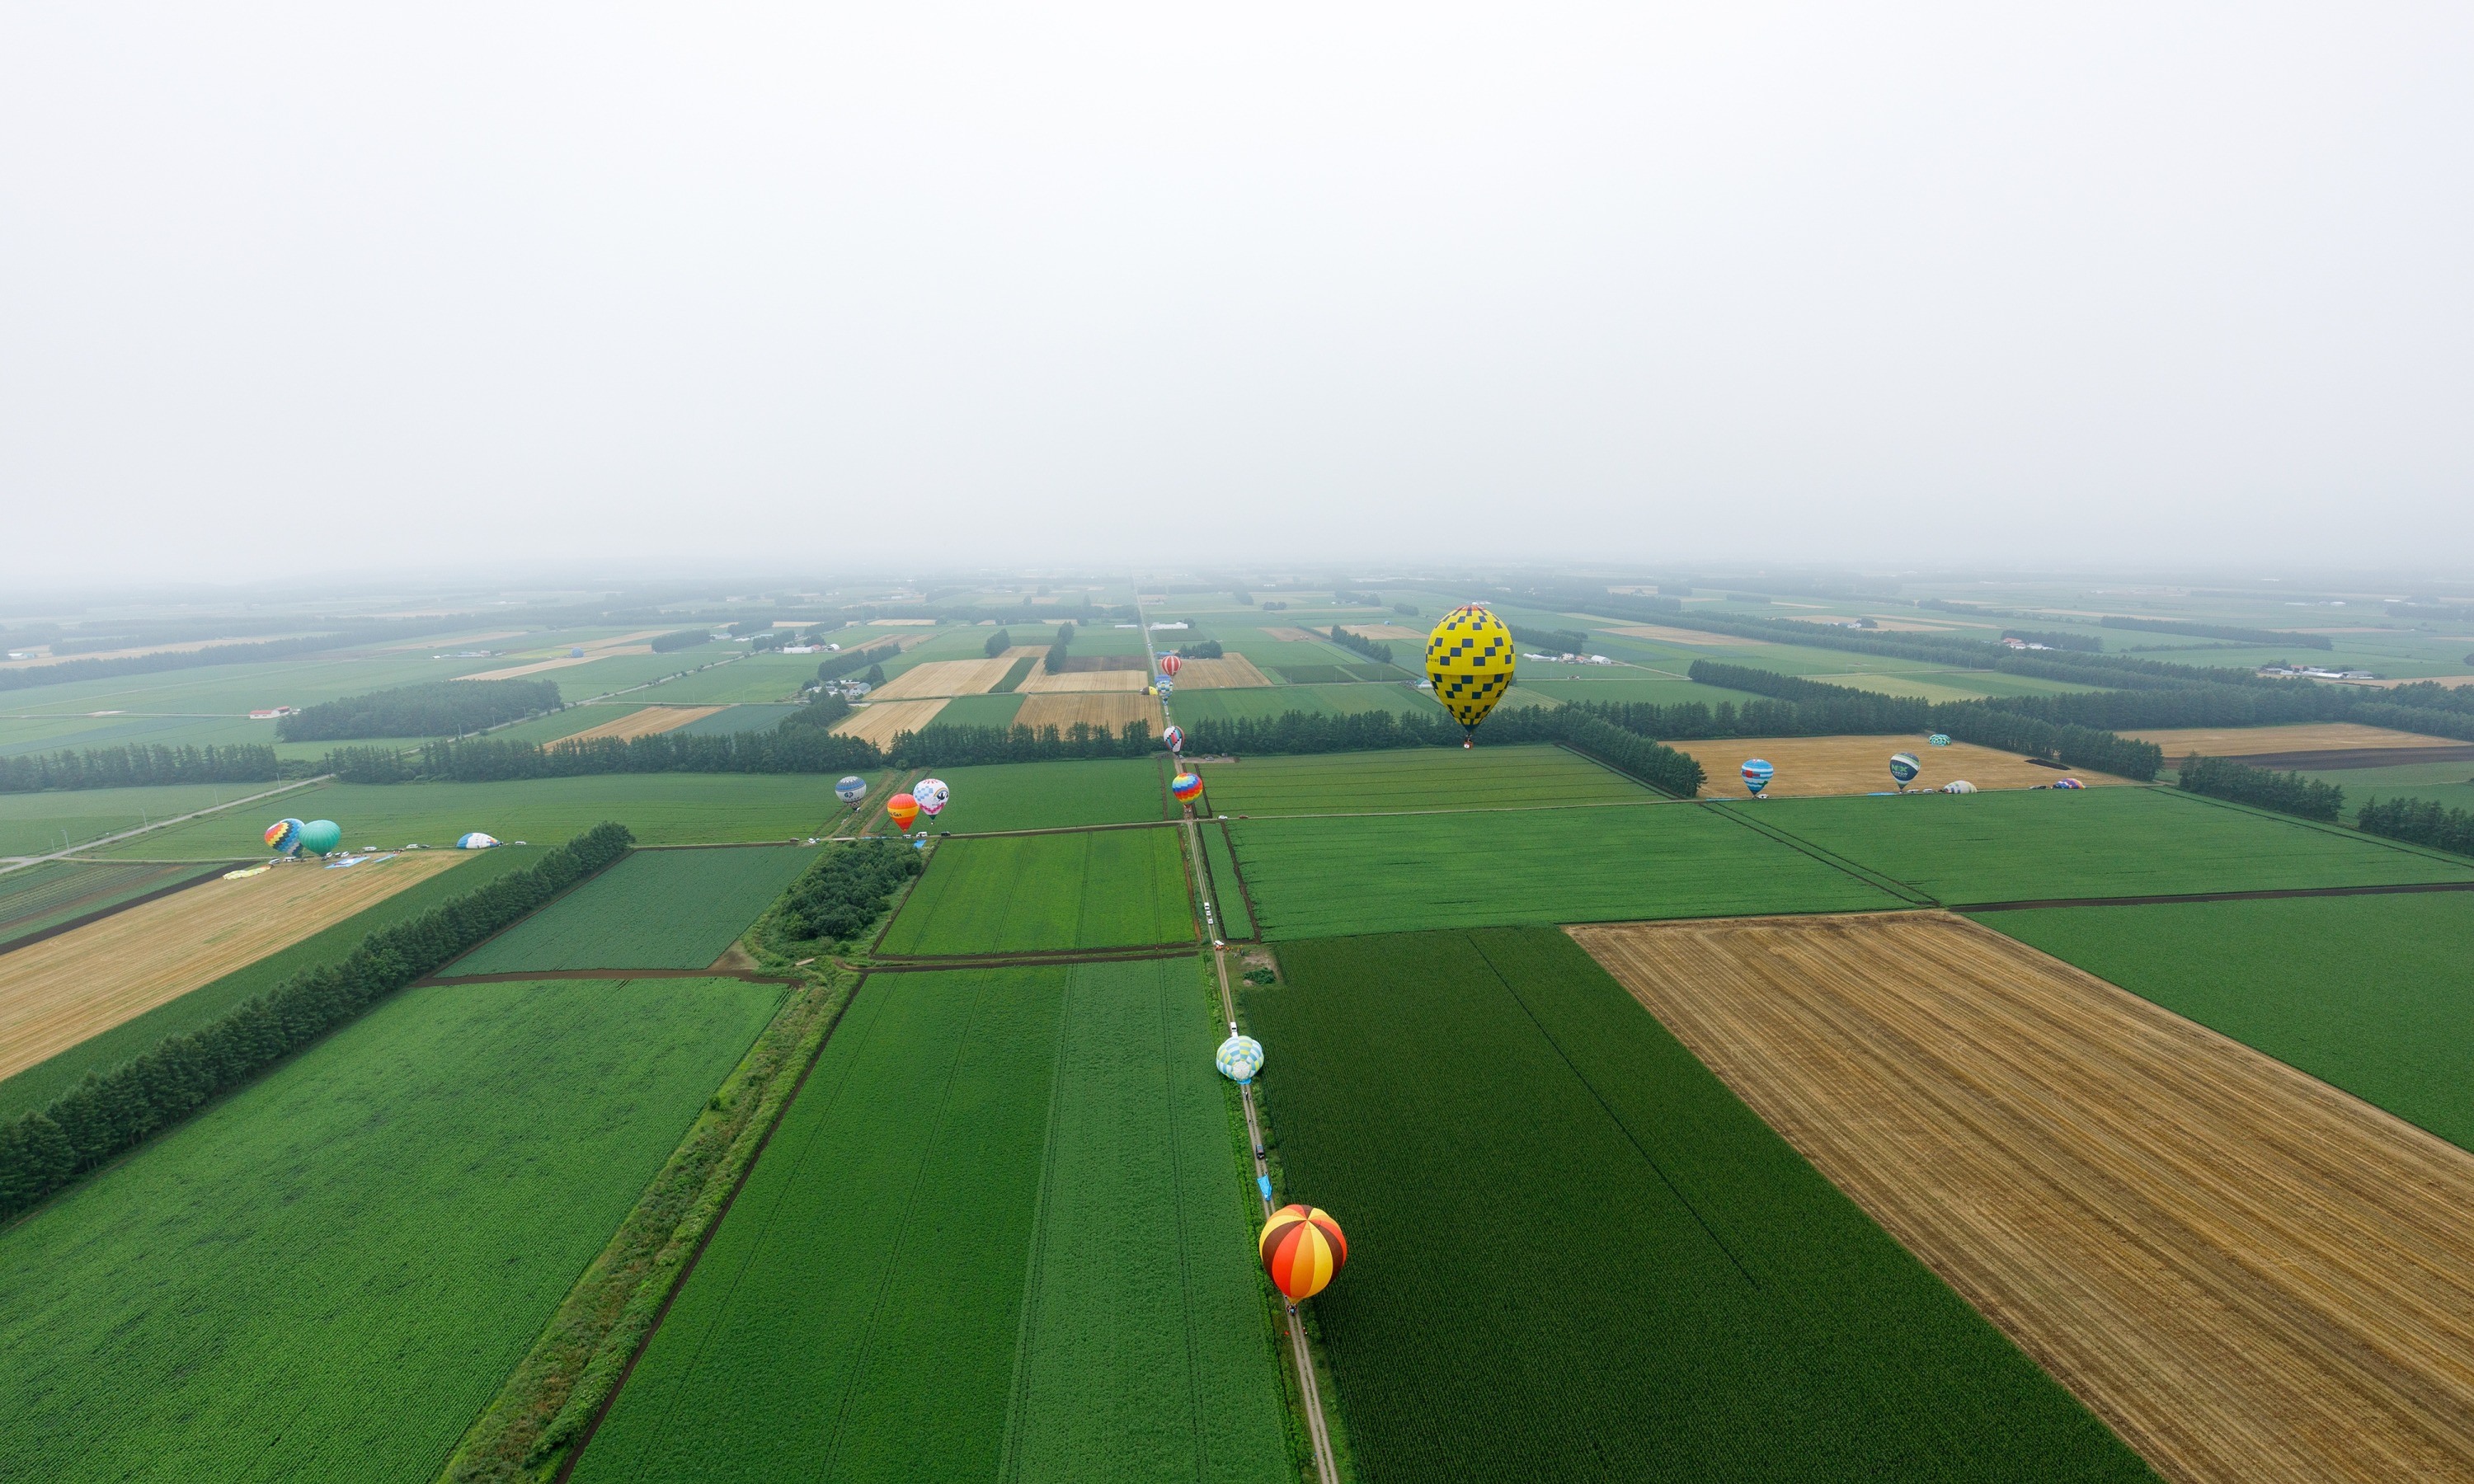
left=2128, top=722, right=2465, bottom=756
left=1169, top=655, right=1272, bottom=689
left=1572, top=911, right=2474, bottom=1484
left=560, top=705, right=724, bottom=743
left=1018, top=665, right=1148, bottom=694
left=867, top=657, right=1019, bottom=700
left=1669, top=733, right=2123, bottom=796
left=830, top=698, right=949, bottom=746
left=0, top=852, right=463, bottom=1081
left=1014, top=693, right=1165, bottom=734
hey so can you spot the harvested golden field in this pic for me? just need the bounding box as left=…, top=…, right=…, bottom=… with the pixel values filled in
left=2128, top=722, right=2467, bottom=756
left=458, top=629, right=668, bottom=681
left=1669, top=734, right=2118, bottom=796
left=559, top=705, right=723, bottom=743
left=1019, top=665, right=1149, bottom=694
left=868, top=657, right=1019, bottom=700
left=1014, top=692, right=1165, bottom=734
left=0, top=853, right=462, bottom=1082
left=1574, top=910, right=2474, bottom=1484
left=1170, top=655, right=1272, bottom=689
left=830, top=698, right=949, bottom=746
left=1605, top=623, right=1761, bottom=646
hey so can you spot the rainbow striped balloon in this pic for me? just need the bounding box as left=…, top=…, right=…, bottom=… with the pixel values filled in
left=264, top=818, right=304, bottom=853
left=2055, top=777, right=2086, bottom=789
left=1259, top=1204, right=1348, bottom=1302
left=1170, top=771, right=1204, bottom=802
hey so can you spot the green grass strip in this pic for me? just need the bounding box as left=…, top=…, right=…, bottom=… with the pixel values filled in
left=877, top=829, right=1192, bottom=956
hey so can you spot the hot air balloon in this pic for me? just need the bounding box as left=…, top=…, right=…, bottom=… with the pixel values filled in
left=1155, top=678, right=1174, bottom=696
left=887, top=792, right=921, bottom=831
left=915, top=778, right=950, bottom=817
left=265, top=818, right=304, bottom=855
left=1928, top=733, right=1951, bottom=747
left=1424, top=604, right=1517, bottom=746
left=1171, top=771, right=1204, bottom=803
left=1742, top=758, right=1774, bottom=797
left=1158, top=653, right=1183, bottom=677
left=835, top=775, right=868, bottom=803
left=2055, top=777, right=2086, bottom=789
left=299, top=819, right=343, bottom=855
left=1162, top=725, right=1185, bottom=754
left=1888, top=752, right=1922, bottom=790
left=1260, top=1205, right=1347, bottom=1303
left=454, top=832, right=501, bottom=848
left=1216, top=1034, right=1264, bottom=1082
left=1940, top=781, right=1978, bottom=795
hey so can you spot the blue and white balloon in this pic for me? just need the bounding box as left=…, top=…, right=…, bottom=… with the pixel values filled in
left=835, top=775, right=868, bottom=803
left=1216, top=1034, right=1266, bottom=1083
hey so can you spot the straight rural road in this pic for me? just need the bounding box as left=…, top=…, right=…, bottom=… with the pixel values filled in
left=0, top=775, right=329, bottom=874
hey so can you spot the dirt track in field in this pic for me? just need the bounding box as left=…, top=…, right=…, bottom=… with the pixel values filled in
left=1168, top=655, right=1272, bottom=689
left=0, top=852, right=462, bottom=1081
left=560, top=705, right=725, bottom=743
left=866, top=657, right=1020, bottom=700
left=830, top=698, right=949, bottom=746
left=1573, top=911, right=2474, bottom=1484
left=1014, top=692, right=1165, bottom=733
left=1670, top=733, right=2121, bottom=796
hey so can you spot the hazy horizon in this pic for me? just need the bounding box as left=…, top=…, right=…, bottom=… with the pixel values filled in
left=6, top=3, right=2469, bottom=580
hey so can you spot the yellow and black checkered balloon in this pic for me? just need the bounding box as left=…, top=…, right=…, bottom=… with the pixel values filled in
left=1425, top=603, right=1517, bottom=736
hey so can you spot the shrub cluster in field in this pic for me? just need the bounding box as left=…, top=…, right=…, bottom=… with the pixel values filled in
left=278, top=678, right=562, bottom=742
left=1328, top=626, right=1394, bottom=665
left=0, top=823, right=633, bottom=1221
left=0, top=742, right=278, bottom=794
left=772, top=840, right=924, bottom=945
left=2176, top=753, right=2344, bottom=821
left=2359, top=796, right=2474, bottom=856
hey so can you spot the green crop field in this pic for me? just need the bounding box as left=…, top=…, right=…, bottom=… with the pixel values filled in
left=1200, top=743, right=1648, bottom=817
left=473, top=705, right=622, bottom=745
left=633, top=652, right=826, bottom=704
left=927, top=691, right=1027, bottom=729
left=89, top=773, right=853, bottom=858
left=0, top=858, right=225, bottom=951
left=548, top=652, right=750, bottom=702
left=449, top=844, right=815, bottom=973
left=0, top=653, right=494, bottom=718
left=1984, top=893, right=2474, bottom=1152
left=1247, top=929, right=2155, bottom=1483
left=0, top=845, right=543, bottom=1122
left=1230, top=804, right=1901, bottom=938
left=1751, top=787, right=2474, bottom=904
left=920, top=757, right=1169, bottom=832
left=0, top=711, right=275, bottom=755
left=877, top=827, right=1191, bottom=955
left=1199, top=820, right=1255, bottom=939
left=1167, top=683, right=1444, bottom=726
left=0, top=780, right=289, bottom=856
left=574, top=960, right=1286, bottom=1484
left=2290, top=759, right=2474, bottom=821
left=0, top=976, right=783, bottom=1484
left=1514, top=674, right=1764, bottom=707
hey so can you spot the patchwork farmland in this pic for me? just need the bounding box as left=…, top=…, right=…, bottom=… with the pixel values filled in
left=6, top=575, right=2473, bottom=1484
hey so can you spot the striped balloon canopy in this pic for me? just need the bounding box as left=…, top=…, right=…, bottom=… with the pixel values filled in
left=886, top=792, right=920, bottom=830
left=835, top=775, right=868, bottom=802
left=1888, top=751, right=1922, bottom=786
left=264, top=818, right=304, bottom=854
left=1259, top=1204, right=1347, bottom=1302
left=1170, top=771, right=1204, bottom=802
left=1741, top=758, right=1774, bottom=796
left=1424, top=604, right=1517, bottom=743
left=1216, top=1034, right=1263, bottom=1082
left=1162, top=725, right=1185, bottom=754
left=2054, top=777, right=2086, bottom=789
left=1158, top=653, right=1183, bottom=677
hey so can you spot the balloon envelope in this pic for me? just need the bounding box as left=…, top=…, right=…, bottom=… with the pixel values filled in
left=1940, top=781, right=1978, bottom=795
left=915, top=778, right=950, bottom=816
left=299, top=819, right=343, bottom=855
left=1742, top=758, right=1774, bottom=796
left=835, top=775, right=868, bottom=802
left=1424, top=604, right=1517, bottom=739
left=1170, top=771, right=1204, bottom=802
left=1157, top=653, right=1183, bottom=676
left=265, top=818, right=304, bottom=853
left=454, top=832, right=501, bottom=848
left=2055, top=777, right=2086, bottom=789
left=1928, top=733, right=1951, bottom=746
left=1162, top=725, right=1185, bottom=754
left=1216, top=1034, right=1264, bottom=1082
left=1260, top=1205, right=1348, bottom=1302
left=887, top=792, right=920, bottom=829
left=1888, top=752, right=1922, bottom=785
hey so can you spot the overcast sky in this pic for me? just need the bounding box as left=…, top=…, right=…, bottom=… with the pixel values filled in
left=3, top=3, right=2468, bottom=583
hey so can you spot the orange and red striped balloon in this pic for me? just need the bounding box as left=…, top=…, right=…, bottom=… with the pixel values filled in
left=1259, top=1204, right=1347, bottom=1301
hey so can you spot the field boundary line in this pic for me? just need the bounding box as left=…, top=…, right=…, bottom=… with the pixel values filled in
left=1696, top=799, right=1940, bottom=906
left=1219, top=797, right=1685, bottom=822
left=2159, top=786, right=2474, bottom=871
left=1958, top=879, right=2474, bottom=912
left=866, top=944, right=1199, bottom=970
left=0, top=860, right=242, bottom=956
left=1216, top=819, right=1266, bottom=944
left=551, top=971, right=867, bottom=1484
left=13, top=773, right=332, bottom=870
left=418, top=968, right=804, bottom=986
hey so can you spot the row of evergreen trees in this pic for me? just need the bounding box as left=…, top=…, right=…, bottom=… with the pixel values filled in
left=1171, top=703, right=1704, bottom=796
left=0, top=744, right=280, bottom=794
left=2358, top=796, right=2474, bottom=855
left=416, top=726, right=882, bottom=781
left=773, top=840, right=924, bottom=942
left=277, top=679, right=562, bottom=741
left=1328, top=627, right=1395, bottom=665
left=2099, top=615, right=2334, bottom=649
left=0, top=824, right=634, bottom=1221
left=2175, top=754, right=2345, bottom=820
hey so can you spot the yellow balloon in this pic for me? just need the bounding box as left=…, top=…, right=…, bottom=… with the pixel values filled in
left=1425, top=603, right=1517, bottom=740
